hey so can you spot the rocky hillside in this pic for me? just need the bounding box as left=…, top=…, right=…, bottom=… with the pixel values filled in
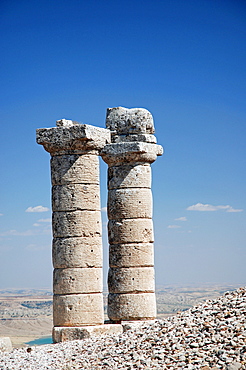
left=0, top=287, right=245, bottom=369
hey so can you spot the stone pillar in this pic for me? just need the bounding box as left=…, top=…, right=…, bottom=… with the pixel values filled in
left=36, top=120, right=110, bottom=335
left=101, top=107, right=163, bottom=322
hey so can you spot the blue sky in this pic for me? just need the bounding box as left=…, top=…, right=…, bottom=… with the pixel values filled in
left=0, top=0, right=245, bottom=289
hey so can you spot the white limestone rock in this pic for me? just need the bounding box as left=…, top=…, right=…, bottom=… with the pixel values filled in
left=36, top=122, right=110, bottom=154
left=0, top=337, right=12, bottom=352
left=52, top=236, right=102, bottom=269
left=53, top=267, right=103, bottom=294
left=51, top=154, right=100, bottom=186
left=108, top=164, right=152, bottom=190
left=52, top=210, right=101, bottom=238
left=108, top=188, right=152, bottom=219
left=106, top=107, right=155, bottom=135
left=108, top=292, right=157, bottom=321
left=101, top=141, right=163, bottom=165
left=53, top=293, right=104, bottom=326
left=109, top=243, right=154, bottom=267
left=52, top=184, right=100, bottom=211
left=108, top=267, right=155, bottom=293
left=108, top=219, right=154, bottom=244
left=53, top=324, right=123, bottom=343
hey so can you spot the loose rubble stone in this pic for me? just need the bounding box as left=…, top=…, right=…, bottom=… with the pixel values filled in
left=0, top=337, right=12, bottom=352
left=1, top=288, right=245, bottom=369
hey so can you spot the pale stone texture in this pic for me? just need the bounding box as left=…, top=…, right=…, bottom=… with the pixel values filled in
left=101, top=107, right=163, bottom=322
left=107, top=292, right=157, bottom=321
left=37, top=120, right=110, bottom=336
left=53, top=294, right=104, bottom=327
left=53, top=268, right=102, bottom=294
left=52, top=210, right=101, bottom=238
left=36, top=121, right=110, bottom=155
left=108, top=219, right=154, bottom=244
left=0, top=337, right=12, bottom=352
left=51, top=154, right=99, bottom=186
left=101, top=141, right=163, bottom=166
left=53, top=237, right=102, bottom=269
left=52, top=184, right=100, bottom=212
left=108, top=164, right=151, bottom=189
left=108, top=267, right=155, bottom=293
left=53, top=324, right=123, bottom=343
left=109, top=243, right=154, bottom=267
left=108, top=188, right=152, bottom=219
left=105, top=107, right=155, bottom=135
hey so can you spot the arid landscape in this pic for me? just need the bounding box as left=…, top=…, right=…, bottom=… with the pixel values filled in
left=0, top=284, right=242, bottom=348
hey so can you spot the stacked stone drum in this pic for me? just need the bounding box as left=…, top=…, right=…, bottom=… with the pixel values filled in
left=36, top=120, right=110, bottom=333
left=101, top=107, right=163, bottom=321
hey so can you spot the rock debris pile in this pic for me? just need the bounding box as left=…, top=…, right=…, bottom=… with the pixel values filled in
left=1, top=287, right=245, bottom=369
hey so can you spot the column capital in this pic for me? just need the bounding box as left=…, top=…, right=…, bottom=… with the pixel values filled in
left=36, top=119, right=111, bottom=155
left=106, top=107, right=155, bottom=137
left=101, top=142, right=163, bottom=165
left=101, top=107, right=163, bottom=165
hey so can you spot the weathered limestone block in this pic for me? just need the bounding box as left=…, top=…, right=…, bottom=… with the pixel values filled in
left=53, top=268, right=102, bottom=294
left=106, top=107, right=155, bottom=135
left=51, top=154, right=99, bottom=186
left=108, top=219, right=154, bottom=244
left=109, top=243, right=154, bottom=267
left=53, top=237, right=102, bottom=269
left=0, top=337, right=12, bottom=352
left=53, top=324, right=123, bottom=343
left=53, top=294, right=104, bottom=326
left=112, top=133, right=157, bottom=143
left=52, top=210, right=101, bottom=238
left=108, top=267, right=155, bottom=293
left=101, top=142, right=163, bottom=166
left=108, top=293, right=156, bottom=321
left=108, top=164, right=151, bottom=190
left=37, top=122, right=111, bottom=154
left=108, top=188, right=152, bottom=220
left=52, top=184, right=100, bottom=212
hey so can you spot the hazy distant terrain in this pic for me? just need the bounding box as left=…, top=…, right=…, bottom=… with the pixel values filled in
left=0, top=284, right=242, bottom=347
left=0, top=289, right=53, bottom=347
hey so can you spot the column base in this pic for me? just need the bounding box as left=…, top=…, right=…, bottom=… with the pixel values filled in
left=53, top=324, right=123, bottom=343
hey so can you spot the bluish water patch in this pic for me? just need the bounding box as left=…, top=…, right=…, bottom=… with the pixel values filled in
left=26, top=336, right=53, bottom=346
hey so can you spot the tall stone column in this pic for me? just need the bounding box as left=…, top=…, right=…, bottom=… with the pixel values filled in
left=36, top=119, right=110, bottom=337
left=101, top=107, right=163, bottom=322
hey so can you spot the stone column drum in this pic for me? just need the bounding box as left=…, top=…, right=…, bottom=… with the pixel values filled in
left=101, top=107, right=163, bottom=321
left=36, top=120, right=110, bottom=335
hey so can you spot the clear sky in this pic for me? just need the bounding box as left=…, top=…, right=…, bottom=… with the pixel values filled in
left=0, top=0, right=245, bottom=289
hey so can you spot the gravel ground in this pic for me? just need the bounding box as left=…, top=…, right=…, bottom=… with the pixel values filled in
left=0, top=287, right=245, bottom=370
